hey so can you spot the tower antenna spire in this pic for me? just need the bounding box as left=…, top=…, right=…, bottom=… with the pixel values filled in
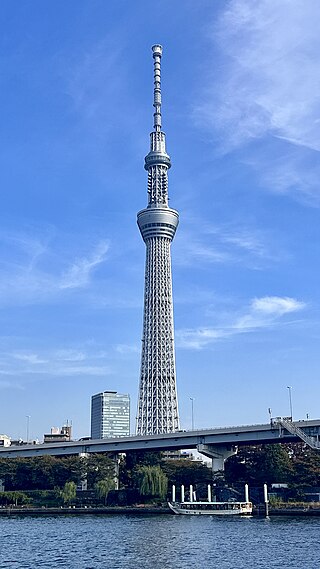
left=136, top=45, right=180, bottom=435
left=152, top=44, right=162, bottom=132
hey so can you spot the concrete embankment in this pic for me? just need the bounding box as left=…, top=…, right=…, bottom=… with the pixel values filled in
left=0, top=506, right=172, bottom=516
left=0, top=506, right=319, bottom=517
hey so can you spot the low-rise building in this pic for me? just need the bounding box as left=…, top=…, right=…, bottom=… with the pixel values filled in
left=0, top=434, right=11, bottom=447
left=43, top=425, right=72, bottom=443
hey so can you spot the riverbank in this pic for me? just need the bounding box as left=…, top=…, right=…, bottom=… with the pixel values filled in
left=0, top=506, right=172, bottom=516
left=255, top=505, right=320, bottom=516
left=0, top=505, right=320, bottom=516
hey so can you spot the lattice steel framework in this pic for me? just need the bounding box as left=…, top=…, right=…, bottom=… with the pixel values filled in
left=136, top=45, right=180, bottom=435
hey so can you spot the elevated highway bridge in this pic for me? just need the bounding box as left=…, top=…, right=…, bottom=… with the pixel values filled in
left=1, top=419, right=319, bottom=470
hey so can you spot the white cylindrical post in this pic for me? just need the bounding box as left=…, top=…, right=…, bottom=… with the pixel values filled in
left=263, top=484, right=268, bottom=503
left=263, top=484, right=269, bottom=517
left=172, top=485, right=176, bottom=503
left=181, top=485, right=185, bottom=503
left=244, top=484, right=249, bottom=503
left=207, top=484, right=212, bottom=502
left=189, top=485, right=193, bottom=502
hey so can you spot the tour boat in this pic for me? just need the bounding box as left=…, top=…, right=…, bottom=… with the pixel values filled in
left=168, top=484, right=252, bottom=516
left=168, top=500, right=253, bottom=516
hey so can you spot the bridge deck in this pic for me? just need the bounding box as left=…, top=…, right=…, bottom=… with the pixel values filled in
left=0, top=420, right=319, bottom=458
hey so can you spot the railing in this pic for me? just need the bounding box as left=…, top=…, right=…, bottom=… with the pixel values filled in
left=279, top=419, right=320, bottom=450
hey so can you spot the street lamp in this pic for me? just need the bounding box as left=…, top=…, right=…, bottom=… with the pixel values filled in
left=189, top=397, right=195, bottom=431
left=287, top=387, right=293, bottom=420
left=26, top=415, right=31, bottom=443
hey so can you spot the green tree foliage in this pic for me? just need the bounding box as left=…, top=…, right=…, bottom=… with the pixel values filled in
left=120, top=451, right=163, bottom=488
left=289, top=444, right=320, bottom=487
left=0, top=491, right=30, bottom=506
left=60, top=481, right=77, bottom=505
left=0, top=454, right=115, bottom=491
left=86, top=454, right=116, bottom=488
left=225, top=444, right=297, bottom=485
left=162, top=460, right=212, bottom=487
left=133, top=465, right=168, bottom=499
left=94, top=478, right=115, bottom=504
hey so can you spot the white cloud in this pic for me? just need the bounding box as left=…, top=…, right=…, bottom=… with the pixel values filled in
left=176, top=328, right=229, bottom=350
left=0, top=231, right=48, bottom=270
left=251, top=296, right=305, bottom=316
left=176, top=295, right=306, bottom=349
left=175, top=219, right=282, bottom=268
left=207, top=0, right=320, bottom=151
left=54, top=350, right=86, bottom=362
left=115, top=344, right=140, bottom=355
left=2, top=347, right=112, bottom=379
left=65, top=37, right=125, bottom=135
left=60, top=240, right=109, bottom=290
left=196, top=0, right=320, bottom=200
left=255, top=151, right=320, bottom=205
left=12, top=353, right=48, bottom=365
left=53, top=365, right=110, bottom=377
left=0, top=230, right=111, bottom=307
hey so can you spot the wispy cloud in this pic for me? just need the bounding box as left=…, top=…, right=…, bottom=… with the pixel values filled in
left=176, top=295, right=306, bottom=349
left=60, top=240, right=109, bottom=290
left=65, top=37, right=125, bottom=134
left=252, top=296, right=304, bottom=316
left=0, top=230, right=110, bottom=307
left=12, top=353, right=48, bottom=365
left=2, top=347, right=112, bottom=380
left=175, top=217, right=282, bottom=268
left=54, top=350, right=86, bottom=362
left=114, top=343, right=140, bottom=355
left=196, top=0, right=320, bottom=201
left=0, top=230, right=48, bottom=271
left=253, top=149, right=320, bottom=205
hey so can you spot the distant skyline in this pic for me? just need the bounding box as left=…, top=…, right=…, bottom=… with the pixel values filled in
left=1, top=0, right=320, bottom=441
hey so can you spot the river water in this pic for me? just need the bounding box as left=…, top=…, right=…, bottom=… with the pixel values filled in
left=0, top=514, right=318, bottom=569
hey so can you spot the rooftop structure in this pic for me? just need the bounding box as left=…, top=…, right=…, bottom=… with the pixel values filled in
left=43, top=424, right=72, bottom=444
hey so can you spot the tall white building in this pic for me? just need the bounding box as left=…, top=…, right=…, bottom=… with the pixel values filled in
left=136, top=45, right=180, bottom=435
left=91, top=391, right=130, bottom=439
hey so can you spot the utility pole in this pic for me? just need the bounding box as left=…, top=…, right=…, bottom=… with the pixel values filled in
left=190, top=397, right=195, bottom=430
left=287, top=386, right=293, bottom=420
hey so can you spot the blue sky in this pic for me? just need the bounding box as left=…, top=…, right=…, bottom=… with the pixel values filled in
left=1, top=0, right=319, bottom=441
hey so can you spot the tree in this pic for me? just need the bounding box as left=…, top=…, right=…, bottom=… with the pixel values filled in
left=0, top=456, right=85, bottom=491
left=162, top=460, right=212, bottom=487
left=133, top=465, right=168, bottom=500
left=289, top=444, right=320, bottom=488
left=120, top=451, right=163, bottom=488
left=225, top=444, right=293, bottom=485
left=94, top=478, right=115, bottom=504
left=60, top=481, right=77, bottom=505
left=86, top=454, right=116, bottom=489
left=0, top=491, right=30, bottom=506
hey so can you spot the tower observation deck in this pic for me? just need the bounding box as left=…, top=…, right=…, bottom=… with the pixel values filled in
left=136, top=45, right=180, bottom=435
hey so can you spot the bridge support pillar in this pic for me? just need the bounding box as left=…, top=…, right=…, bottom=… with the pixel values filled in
left=197, top=444, right=238, bottom=472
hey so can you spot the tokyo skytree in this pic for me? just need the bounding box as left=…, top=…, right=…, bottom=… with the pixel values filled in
left=136, top=45, right=180, bottom=435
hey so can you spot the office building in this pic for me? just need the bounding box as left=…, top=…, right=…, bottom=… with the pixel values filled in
left=91, top=391, right=130, bottom=439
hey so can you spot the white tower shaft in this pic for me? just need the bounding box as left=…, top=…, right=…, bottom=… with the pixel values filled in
left=136, top=45, right=180, bottom=435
